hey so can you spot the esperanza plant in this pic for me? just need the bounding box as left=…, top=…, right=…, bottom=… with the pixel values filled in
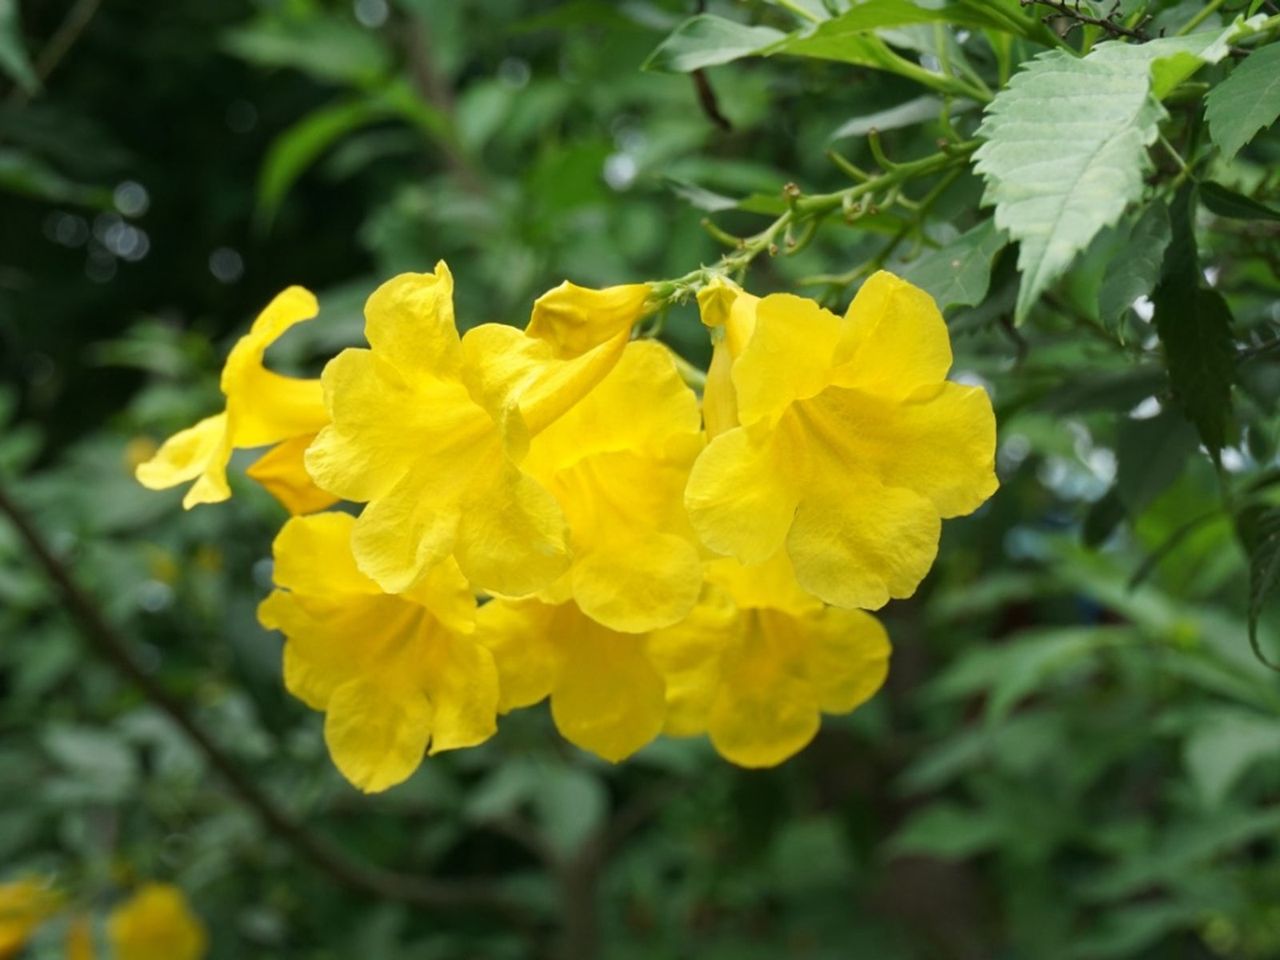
left=139, top=259, right=997, bottom=793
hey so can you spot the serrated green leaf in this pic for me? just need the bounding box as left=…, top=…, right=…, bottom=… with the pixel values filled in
left=975, top=49, right=1165, bottom=324
left=1206, top=42, right=1280, bottom=162
left=1236, top=504, right=1280, bottom=668
left=901, top=220, right=1006, bottom=311
left=1199, top=180, right=1280, bottom=222
left=0, top=0, right=36, bottom=93
left=641, top=15, right=784, bottom=73
left=1098, top=200, right=1171, bottom=329
left=1089, top=20, right=1258, bottom=98
left=1152, top=185, right=1235, bottom=460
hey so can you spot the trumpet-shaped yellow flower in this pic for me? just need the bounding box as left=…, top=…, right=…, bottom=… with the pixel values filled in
left=648, top=551, right=890, bottom=767
left=477, top=597, right=667, bottom=762
left=0, top=878, right=60, bottom=959
left=523, top=339, right=704, bottom=632
left=258, top=511, right=499, bottom=793
left=304, top=262, right=651, bottom=597
left=107, top=884, right=206, bottom=960
left=685, top=271, right=998, bottom=610
left=135, top=287, right=334, bottom=514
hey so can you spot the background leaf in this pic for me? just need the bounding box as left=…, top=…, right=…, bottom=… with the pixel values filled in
left=0, top=0, right=36, bottom=93
left=901, top=220, right=1006, bottom=311
left=975, top=50, right=1164, bottom=324
left=1205, top=41, right=1280, bottom=162
left=642, top=15, right=784, bottom=72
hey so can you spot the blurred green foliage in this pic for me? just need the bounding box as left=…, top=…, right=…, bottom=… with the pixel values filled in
left=3, top=1, right=1280, bottom=958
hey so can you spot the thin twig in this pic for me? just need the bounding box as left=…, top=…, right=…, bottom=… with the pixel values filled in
left=692, top=69, right=731, bottom=132
left=0, top=480, right=526, bottom=920
left=6, top=0, right=103, bottom=106
left=1020, top=0, right=1151, bottom=41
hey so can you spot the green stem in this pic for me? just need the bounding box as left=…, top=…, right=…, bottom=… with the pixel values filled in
left=1177, top=0, right=1225, bottom=35
left=772, top=0, right=822, bottom=24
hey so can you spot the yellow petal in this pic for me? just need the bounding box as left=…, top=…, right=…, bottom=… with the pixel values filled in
left=701, top=338, right=739, bottom=438
left=646, top=585, right=740, bottom=737
left=705, top=550, right=820, bottom=618
left=222, top=286, right=326, bottom=446
left=65, top=915, right=95, bottom=960
left=806, top=608, right=891, bottom=713
left=731, top=293, right=845, bottom=427
left=460, top=322, right=629, bottom=438
left=832, top=270, right=953, bottom=399
left=350, top=470, right=464, bottom=595
left=422, top=632, right=500, bottom=753
left=708, top=612, right=821, bottom=768
left=134, top=413, right=231, bottom=509
left=685, top=422, right=801, bottom=565
left=572, top=530, right=702, bottom=634
left=475, top=598, right=562, bottom=712
left=696, top=276, right=757, bottom=357
left=267, top=512, right=377, bottom=598
left=244, top=433, right=338, bottom=515
left=453, top=462, right=570, bottom=597
left=787, top=467, right=940, bottom=609
left=525, top=279, right=651, bottom=357
left=0, top=879, right=60, bottom=958
left=809, top=381, right=998, bottom=519
left=325, top=677, right=433, bottom=793
left=107, top=884, right=207, bottom=960
left=363, top=263, right=462, bottom=378
left=552, top=611, right=666, bottom=762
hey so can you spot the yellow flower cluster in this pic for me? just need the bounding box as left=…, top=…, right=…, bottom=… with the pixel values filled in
left=0, top=879, right=205, bottom=960
left=138, top=263, right=997, bottom=791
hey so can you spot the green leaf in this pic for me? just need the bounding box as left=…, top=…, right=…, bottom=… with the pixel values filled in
left=1152, top=185, right=1234, bottom=460
left=1184, top=706, right=1280, bottom=806
left=975, top=49, right=1165, bottom=324
left=1088, top=20, right=1257, bottom=99
left=641, top=15, right=784, bottom=73
left=663, top=177, right=786, bottom=215
left=901, top=220, right=1006, bottom=311
left=888, top=802, right=1005, bottom=860
left=0, top=0, right=37, bottom=93
left=1098, top=200, right=1171, bottom=329
left=1237, top=504, right=1280, bottom=668
left=830, top=94, right=976, bottom=141
left=766, top=0, right=1032, bottom=48
left=1199, top=181, right=1280, bottom=222
left=224, top=16, right=392, bottom=87
left=1205, top=42, right=1280, bottom=162
left=1115, top=409, right=1198, bottom=517
left=0, top=148, right=111, bottom=207
left=257, top=86, right=448, bottom=228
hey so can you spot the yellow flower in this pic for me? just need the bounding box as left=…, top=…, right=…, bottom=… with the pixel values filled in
left=685, top=271, right=998, bottom=609
left=477, top=596, right=667, bottom=762
left=648, top=551, right=890, bottom=767
left=0, top=878, right=60, bottom=959
left=65, top=915, right=95, bottom=960
left=522, top=339, right=704, bottom=632
left=135, top=287, right=334, bottom=514
left=258, top=511, right=499, bottom=793
left=305, top=262, right=651, bottom=597
left=106, top=884, right=206, bottom=960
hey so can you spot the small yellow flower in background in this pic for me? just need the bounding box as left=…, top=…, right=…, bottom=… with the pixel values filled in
left=685, top=271, right=998, bottom=610
left=135, top=286, right=335, bottom=514
left=304, top=262, right=652, bottom=597
left=477, top=596, right=667, bottom=762
left=0, top=878, right=60, bottom=959
left=258, top=511, right=499, bottom=793
left=523, top=339, right=704, bottom=633
left=648, top=551, right=890, bottom=768
left=65, top=915, right=95, bottom=960
left=107, top=884, right=206, bottom=960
